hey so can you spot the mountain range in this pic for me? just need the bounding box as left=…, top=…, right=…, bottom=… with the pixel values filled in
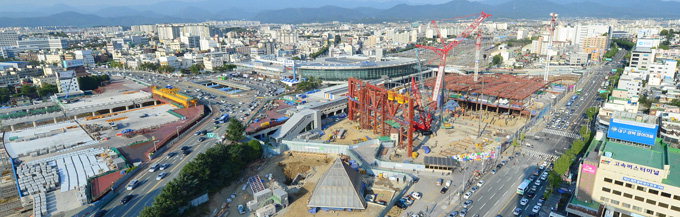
left=0, top=0, right=679, bottom=27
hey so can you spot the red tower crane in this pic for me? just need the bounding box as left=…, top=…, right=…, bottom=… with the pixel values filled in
left=415, top=12, right=492, bottom=109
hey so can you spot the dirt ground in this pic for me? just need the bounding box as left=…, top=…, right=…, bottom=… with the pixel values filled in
left=323, top=119, right=382, bottom=145
left=203, top=152, right=335, bottom=217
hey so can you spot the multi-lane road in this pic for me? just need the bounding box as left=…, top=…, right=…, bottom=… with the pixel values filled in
left=441, top=50, right=627, bottom=217
left=99, top=105, right=221, bottom=217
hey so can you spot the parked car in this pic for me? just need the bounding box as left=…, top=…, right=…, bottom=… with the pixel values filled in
left=477, top=180, right=485, bottom=187
left=463, top=200, right=473, bottom=208
left=520, top=197, right=529, bottom=206
left=440, top=187, right=449, bottom=194
left=463, top=191, right=472, bottom=199
left=410, top=192, right=422, bottom=200
left=238, top=204, right=246, bottom=214
left=513, top=208, right=522, bottom=216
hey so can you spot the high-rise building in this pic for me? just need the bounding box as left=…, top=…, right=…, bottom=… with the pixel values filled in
left=568, top=112, right=680, bottom=217
left=131, top=24, right=157, bottom=34
left=630, top=47, right=656, bottom=69
left=582, top=36, right=609, bottom=61
left=180, top=36, right=200, bottom=49
left=157, top=25, right=181, bottom=41
left=17, top=38, right=67, bottom=50
left=56, top=70, right=80, bottom=94
left=180, top=25, right=210, bottom=38
left=73, top=50, right=95, bottom=67
left=0, top=31, right=18, bottom=47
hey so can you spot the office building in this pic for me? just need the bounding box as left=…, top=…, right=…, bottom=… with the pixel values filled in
left=569, top=112, right=680, bottom=217
left=17, top=38, right=68, bottom=50
left=630, top=47, right=656, bottom=69
left=582, top=36, right=609, bottom=61
left=180, top=36, right=200, bottom=49
left=131, top=25, right=157, bottom=34
left=0, top=31, right=18, bottom=47
left=73, top=50, right=95, bottom=67
left=180, top=25, right=210, bottom=38
left=56, top=70, right=79, bottom=94
left=157, top=25, right=181, bottom=41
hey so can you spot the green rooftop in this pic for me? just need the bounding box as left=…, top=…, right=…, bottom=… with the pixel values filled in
left=663, top=148, right=680, bottom=186
left=570, top=196, right=601, bottom=210
left=601, top=138, right=665, bottom=169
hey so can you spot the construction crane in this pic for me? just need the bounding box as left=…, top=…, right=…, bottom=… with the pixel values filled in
left=416, top=11, right=492, bottom=109
left=474, top=30, right=483, bottom=82
left=544, top=12, right=559, bottom=82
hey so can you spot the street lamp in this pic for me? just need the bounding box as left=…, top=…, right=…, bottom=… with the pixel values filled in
left=153, top=140, right=158, bottom=152
left=176, top=126, right=181, bottom=138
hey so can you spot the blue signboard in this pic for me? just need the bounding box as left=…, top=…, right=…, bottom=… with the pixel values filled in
left=607, top=118, right=658, bottom=145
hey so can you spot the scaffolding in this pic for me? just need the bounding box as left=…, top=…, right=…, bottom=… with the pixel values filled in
left=347, top=78, right=416, bottom=156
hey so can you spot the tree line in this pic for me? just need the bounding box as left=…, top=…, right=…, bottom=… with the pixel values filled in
left=78, top=74, right=110, bottom=91
left=140, top=120, right=261, bottom=217
left=0, top=84, right=59, bottom=104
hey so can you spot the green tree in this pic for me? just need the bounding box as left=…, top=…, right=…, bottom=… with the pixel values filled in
left=37, top=84, right=58, bottom=97
left=78, top=75, right=110, bottom=91
left=108, top=61, right=124, bottom=69
left=188, top=64, right=204, bottom=74
left=158, top=65, right=175, bottom=73
left=491, top=54, right=503, bottom=66
left=214, top=64, right=237, bottom=72
left=612, top=39, right=635, bottom=51
left=18, top=85, right=37, bottom=98
left=225, top=119, right=245, bottom=142
left=296, top=77, right=322, bottom=92
left=0, top=88, right=10, bottom=104
left=138, top=62, right=160, bottom=71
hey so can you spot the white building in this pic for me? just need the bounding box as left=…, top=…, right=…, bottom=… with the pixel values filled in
left=158, top=56, right=180, bottom=69
left=0, top=31, right=18, bottom=47
left=73, top=50, right=95, bottom=67
left=617, top=74, right=644, bottom=98
left=180, top=36, right=200, bottom=49
left=574, top=24, right=610, bottom=46
left=181, top=25, right=210, bottom=38
left=629, top=47, right=656, bottom=69
left=17, top=38, right=68, bottom=50
left=56, top=70, right=80, bottom=94
left=157, top=25, right=181, bottom=41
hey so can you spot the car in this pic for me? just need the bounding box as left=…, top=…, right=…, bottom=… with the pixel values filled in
left=520, top=198, right=529, bottom=206
left=156, top=172, right=168, bottom=180
left=413, top=177, right=420, bottom=183
left=238, top=204, right=246, bottom=214
left=513, top=208, right=522, bottom=216
left=463, top=200, right=473, bottom=208
left=93, top=209, right=107, bottom=217
left=540, top=175, right=547, bottom=181
left=496, top=164, right=503, bottom=169
left=440, top=187, right=449, bottom=194
left=396, top=201, right=408, bottom=210
left=448, top=211, right=459, bottom=217
left=538, top=198, right=545, bottom=204
left=159, top=164, right=168, bottom=170
left=121, top=195, right=134, bottom=204
left=539, top=165, right=545, bottom=170
left=463, top=191, right=472, bottom=199
left=410, top=192, right=422, bottom=200
left=526, top=191, right=536, bottom=198
left=183, top=149, right=192, bottom=156
left=459, top=208, right=468, bottom=217
left=198, top=137, right=206, bottom=142
left=534, top=180, right=541, bottom=186
left=365, top=194, right=376, bottom=202
left=126, top=180, right=139, bottom=190
left=477, top=180, right=485, bottom=187
left=532, top=205, right=540, bottom=213
left=491, top=169, right=497, bottom=174
left=181, top=146, right=191, bottom=151
left=166, top=152, right=177, bottom=159
left=148, top=164, right=158, bottom=172
left=471, top=186, right=479, bottom=192
left=445, top=180, right=452, bottom=187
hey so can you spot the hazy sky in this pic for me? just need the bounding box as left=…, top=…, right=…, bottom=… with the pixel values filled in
left=0, top=0, right=455, bottom=7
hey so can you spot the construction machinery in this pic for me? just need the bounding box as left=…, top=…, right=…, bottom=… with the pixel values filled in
left=544, top=13, right=559, bottom=82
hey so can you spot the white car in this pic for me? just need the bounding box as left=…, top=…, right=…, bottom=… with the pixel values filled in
left=410, top=192, right=422, bottom=200
left=126, top=180, right=139, bottom=190
left=532, top=205, right=541, bottom=213
left=463, top=191, right=472, bottom=199
left=513, top=208, right=522, bottom=216
left=148, top=164, right=158, bottom=172
left=534, top=180, right=541, bottom=186
left=156, top=172, right=168, bottom=180
left=477, top=180, right=485, bottom=187
left=445, top=180, right=452, bottom=187
left=520, top=198, right=529, bottom=206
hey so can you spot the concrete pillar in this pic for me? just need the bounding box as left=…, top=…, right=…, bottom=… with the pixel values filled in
left=10, top=125, right=15, bottom=131
left=126, top=105, right=130, bottom=110
left=53, top=117, right=58, bottom=123
left=109, top=108, right=113, bottom=113
left=154, top=101, right=158, bottom=105
left=74, top=116, right=78, bottom=120
left=33, top=121, right=37, bottom=127
left=92, top=112, right=96, bottom=116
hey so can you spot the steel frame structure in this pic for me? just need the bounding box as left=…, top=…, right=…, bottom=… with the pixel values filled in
left=347, top=78, right=416, bottom=156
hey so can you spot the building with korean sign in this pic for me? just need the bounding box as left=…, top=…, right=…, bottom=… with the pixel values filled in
left=569, top=112, right=680, bottom=217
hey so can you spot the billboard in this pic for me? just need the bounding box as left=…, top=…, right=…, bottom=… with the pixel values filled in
left=582, top=163, right=597, bottom=174
left=62, top=59, right=84, bottom=68
left=607, top=118, right=658, bottom=145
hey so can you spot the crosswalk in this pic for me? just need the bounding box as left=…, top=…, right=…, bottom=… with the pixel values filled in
left=523, top=149, right=559, bottom=160
left=541, top=128, right=581, bottom=139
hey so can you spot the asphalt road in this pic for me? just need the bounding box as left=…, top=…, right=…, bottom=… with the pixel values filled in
left=99, top=105, right=221, bottom=217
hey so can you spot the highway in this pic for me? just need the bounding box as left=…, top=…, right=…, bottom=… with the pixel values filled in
left=99, top=104, right=221, bottom=217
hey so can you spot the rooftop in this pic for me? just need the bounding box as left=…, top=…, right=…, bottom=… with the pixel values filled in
left=299, top=56, right=418, bottom=69
left=664, top=148, right=680, bottom=186
left=612, top=111, right=657, bottom=126
left=426, top=74, right=548, bottom=101
left=601, top=139, right=665, bottom=169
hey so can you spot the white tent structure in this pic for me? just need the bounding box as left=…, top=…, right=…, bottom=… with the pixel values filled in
left=307, top=158, right=366, bottom=210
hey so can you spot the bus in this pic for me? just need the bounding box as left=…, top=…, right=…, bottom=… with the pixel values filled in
left=517, top=179, right=532, bottom=195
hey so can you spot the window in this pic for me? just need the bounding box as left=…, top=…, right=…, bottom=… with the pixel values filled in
left=646, top=210, right=654, bottom=215
left=610, top=199, right=620, bottom=205
left=623, top=193, right=632, bottom=198
left=625, top=183, right=632, bottom=188
left=657, top=213, right=666, bottom=217
left=672, top=206, right=680, bottom=212
left=604, top=178, right=613, bottom=183
left=633, top=206, right=642, bottom=211
left=637, top=186, right=646, bottom=192
left=674, top=195, right=680, bottom=201
left=612, top=190, right=622, bottom=196
left=659, top=202, right=668, bottom=208
left=602, top=187, right=611, bottom=193
left=648, top=189, right=659, bottom=195
left=601, top=197, right=610, bottom=202
left=622, top=203, right=630, bottom=208
left=614, top=180, right=624, bottom=186
left=660, top=192, right=671, bottom=198
left=646, top=199, right=656, bottom=205
left=635, top=196, right=645, bottom=202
